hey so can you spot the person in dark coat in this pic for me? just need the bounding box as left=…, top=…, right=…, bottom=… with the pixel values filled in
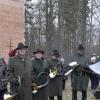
left=7, top=42, right=32, bottom=100
left=0, top=57, right=7, bottom=100
left=48, top=50, right=63, bottom=100
left=70, top=44, right=89, bottom=100
left=58, top=56, right=67, bottom=90
left=89, top=54, right=99, bottom=90
left=31, top=49, right=49, bottom=100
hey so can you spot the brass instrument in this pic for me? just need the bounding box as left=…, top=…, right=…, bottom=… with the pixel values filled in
left=48, top=62, right=80, bottom=77
left=49, top=67, right=59, bottom=78
left=32, top=83, right=38, bottom=94
left=32, top=72, right=49, bottom=94
left=4, top=82, right=16, bottom=100
left=64, top=62, right=80, bottom=76
left=32, top=82, right=46, bottom=94
left=4, top=94, right=16, bottom=100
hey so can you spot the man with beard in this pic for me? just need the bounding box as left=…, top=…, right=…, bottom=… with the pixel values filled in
left=7, top=42, right=32, bottom=100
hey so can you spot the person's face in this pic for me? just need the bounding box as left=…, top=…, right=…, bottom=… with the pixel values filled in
left=91, top=59, right=96, bottom=63
left=35, top=52, right=43, bottom=59
left=78, top=50, right=85, bottom=55
left=52, top=55, right=56, bottom=59
left=91, top=57, right=96, bottom=63
left=17, top=48, right=27, bottom=55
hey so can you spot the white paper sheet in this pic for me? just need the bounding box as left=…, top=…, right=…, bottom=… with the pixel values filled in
left=89, top=61, right=100, bottom=75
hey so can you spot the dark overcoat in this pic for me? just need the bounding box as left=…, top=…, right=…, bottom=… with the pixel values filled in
left=48, top=58, right=63, bottom=96
left=70, top=53, right=89, bottom=91
left=0, top=59, right=7, bottom=90
left=31, top=57, right=48, bottom=100
left=7, top=55, right=32, bottom=100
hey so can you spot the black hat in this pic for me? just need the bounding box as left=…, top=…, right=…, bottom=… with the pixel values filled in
left=52, top=50, right=60, bottom=57
left=78, top=44, right=85, bottom=50
left=33, top=49, right=45, bottom=54
left=16, top=42, right=28, bottom=50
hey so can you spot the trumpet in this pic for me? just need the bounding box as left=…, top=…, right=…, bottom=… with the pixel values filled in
left=64, top=62, right=80, bottom=76
left=4, top=82, right=16, bottom=100
left=49, top=67, right=59, bottom=78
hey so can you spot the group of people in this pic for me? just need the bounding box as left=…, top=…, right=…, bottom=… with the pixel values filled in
left=0, top=42, right=100, bottom=100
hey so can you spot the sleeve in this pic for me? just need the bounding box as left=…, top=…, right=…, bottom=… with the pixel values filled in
left=1, top=64, right=7, bottom=88
left=2, top=64, right=7, bottom=78
left=7, top=58, right=19, bottom=84
left=44, top=59, right=50, bottom=73
left=31, top=59, right=37, bottom=83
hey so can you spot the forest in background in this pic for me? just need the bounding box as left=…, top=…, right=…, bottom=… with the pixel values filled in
left=25, top=0, right=100, bottom=59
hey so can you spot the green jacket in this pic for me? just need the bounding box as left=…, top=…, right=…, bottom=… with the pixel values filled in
left=31, top=57, right=48, bottom=100
left=70, top=52, right=89, bottom=91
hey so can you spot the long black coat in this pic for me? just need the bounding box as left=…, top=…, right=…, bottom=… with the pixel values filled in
left=70, top=53, right=89, bottom=91
left=7, top=55, right=32, bottom=100
left=31, top=57, right=48, bottom=100
left=48, top=58, right=63, bottom=96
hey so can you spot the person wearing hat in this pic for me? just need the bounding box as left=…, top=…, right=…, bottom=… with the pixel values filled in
left=70, top=44, right=89, bottom=100
left=47, top=50, right=63, bottom=100
left=89, top=53, right=100, bottom=91
left=31, top=49, right=49, bottom=100
left=7, top=42, right=32, bottom=100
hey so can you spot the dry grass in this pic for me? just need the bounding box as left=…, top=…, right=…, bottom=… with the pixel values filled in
left=54, top=79, right=98, bottom=100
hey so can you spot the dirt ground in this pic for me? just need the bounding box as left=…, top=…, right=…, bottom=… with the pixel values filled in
left=54, top=79, right=98, bottom=100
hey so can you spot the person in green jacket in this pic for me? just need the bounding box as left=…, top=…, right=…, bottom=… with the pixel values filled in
left=70, top=44, right=89, bottom=100
left=31, top=49, right=49, bottom=100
